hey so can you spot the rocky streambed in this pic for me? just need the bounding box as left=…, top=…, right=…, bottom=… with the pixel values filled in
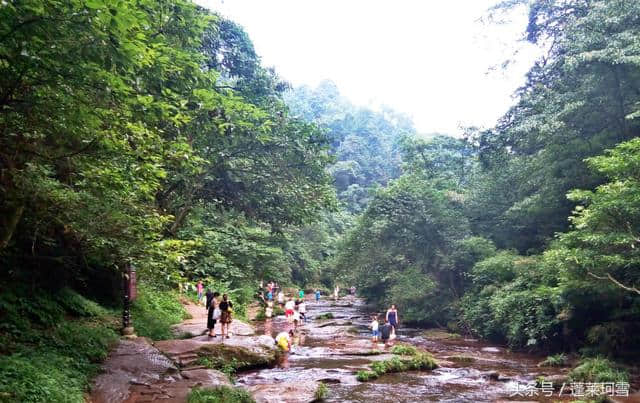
left=90, top=297, right=638, bottom=402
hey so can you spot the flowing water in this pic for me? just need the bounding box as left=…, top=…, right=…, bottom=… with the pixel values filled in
left=236, top=296, right=584, bottom=402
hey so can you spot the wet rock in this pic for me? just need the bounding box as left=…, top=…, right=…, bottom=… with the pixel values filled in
left=485, top=371, right=500, bottom=381
left=316, top=321, right=338, bottom=328
left=180, top=368, right=231, bottom=385
left=317, top=378, right=341, bottom=383
left=536, top=374, right=569, bottom=389
left=155, top=335, right=278, bottom=370
left=125, top=368, right=230, bottom=403
left=90, top=338, right=178, bottom=403
left=249, top=381, right=319, bottom=403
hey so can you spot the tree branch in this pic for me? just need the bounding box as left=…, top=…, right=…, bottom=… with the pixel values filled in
left=588, top=271, right=640, bottom=295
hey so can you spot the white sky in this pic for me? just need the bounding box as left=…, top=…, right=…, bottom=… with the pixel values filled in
left=195, top=0, right=541, bottom=135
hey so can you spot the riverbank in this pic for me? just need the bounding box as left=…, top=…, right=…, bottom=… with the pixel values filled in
left=89, top=295, right=639, bottom=402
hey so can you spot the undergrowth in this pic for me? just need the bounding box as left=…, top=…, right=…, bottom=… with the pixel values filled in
left=131, top=284, right=188, bottom=340
left=356, top=351, right=438, bottom=382
left=188, top=386, right=255, bottom=403
left=0, top=286, right=119, bottom=402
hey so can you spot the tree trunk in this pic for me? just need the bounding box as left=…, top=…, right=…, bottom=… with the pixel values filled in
left=0, top=204, right=25, bottom=250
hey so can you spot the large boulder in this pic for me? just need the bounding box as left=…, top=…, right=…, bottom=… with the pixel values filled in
left=155, top=335, right=278, bottom=369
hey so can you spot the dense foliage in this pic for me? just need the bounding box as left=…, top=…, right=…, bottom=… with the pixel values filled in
left=0, top=1, right=334, bottom=399
left=335, top=0, right=640, bottom=357
left=2, top=1, right=640, bottom=400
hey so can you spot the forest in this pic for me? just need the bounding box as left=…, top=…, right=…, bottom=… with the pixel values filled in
left=1, top=0, right=639, bottom=401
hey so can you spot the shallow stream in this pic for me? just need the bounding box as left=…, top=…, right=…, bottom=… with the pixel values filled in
left=236, top=296, right=577, bottom=402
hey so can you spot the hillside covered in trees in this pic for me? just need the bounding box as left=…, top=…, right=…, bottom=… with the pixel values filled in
left=336, top=0, right=640, bottom=357
left=1, top=0, right=639, bottom=401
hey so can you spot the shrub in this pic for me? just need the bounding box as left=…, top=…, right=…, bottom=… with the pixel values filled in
left=569, top=357, right=628, bottom=383
left=360, top=352, right=438, bottom=381
left=188, top=386, right=255, bottom=403
left=315, top=312, right=334, bottom=320
left=131, top=285, right=188, bottom=340
left=356, top=370, right=378, bottom=382
left=391, top=344, right=417, bottom=356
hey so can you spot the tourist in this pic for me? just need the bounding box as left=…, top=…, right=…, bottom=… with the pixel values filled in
left=333, top=285, right=339, bottom=300
left=386, top=304, right=399, bottom=334
left=315, top=289, right=321, bottom=302
left=197, top=281, right=204, bottom=304
left=298, top=299, right=307, bottom=322
left=219, top=294, right=233, bottom=339
left=370, top=315, right=379, bottom=342
left=277, top=290, right=285, bottom=307
left=292, top=308, right=300, bottom=330
left=379, top=318, right=393, bottom=347
left=266, top=289, right=273, bottom=302
left=275, top=330, right=294, bottom=351
left=298, top=288, right=304, bottom=299
left=284, top=298, right=295, bottom=322
left=206, top=291, right=220, bottom=337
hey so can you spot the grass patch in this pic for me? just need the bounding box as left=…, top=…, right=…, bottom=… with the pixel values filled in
left=131, top=285, right=189, bottom=340
left=357, top=352, right=438, bottom=382
left=538, top=353, right=568, bottom=367
left=568, top=357, right=628, bottom=383
left=391, top=344, right=418, bottom=356
left=188, top=386, right=255, bottom=403
left=315, top=312, right=334, bottom=320
left=314, top=383, right=328, bottom=401
left=356, top=370, right=378, bottom=381
left=0, top=287, right=119, bottom=402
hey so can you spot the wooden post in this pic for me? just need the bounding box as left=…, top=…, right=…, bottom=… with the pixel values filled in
left=121, top=263, right=137, bottom=338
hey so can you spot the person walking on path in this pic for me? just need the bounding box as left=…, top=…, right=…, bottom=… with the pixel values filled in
left=386, top=304, right=399, bottom=334
left=379, top=318, right=393, bottom=347
left=333, top=285, right=339, bottom=300
left=277, top=290, right=285, bottom=307
left=315, top=289, right=321, bottom=302
left=206, top=291, right=220, bottom=337
left=219, top=294, right=233, bottom=339
left=284, top=298, right=295, bottom=322
left=298, top=300, right=307, bottom=322
left=197, top=281, right=204, bottom=304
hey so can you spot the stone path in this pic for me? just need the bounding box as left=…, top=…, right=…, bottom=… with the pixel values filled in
left=89, top=299, right=319, bottom=403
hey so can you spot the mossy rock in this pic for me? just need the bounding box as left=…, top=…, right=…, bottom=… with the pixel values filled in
left=195, top=343, right=276, bottom=370
left=449, top=355, right=475, bottom=363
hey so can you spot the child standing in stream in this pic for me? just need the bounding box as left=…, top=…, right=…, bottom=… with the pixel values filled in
left=370, top=315, right=379, bottom=342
